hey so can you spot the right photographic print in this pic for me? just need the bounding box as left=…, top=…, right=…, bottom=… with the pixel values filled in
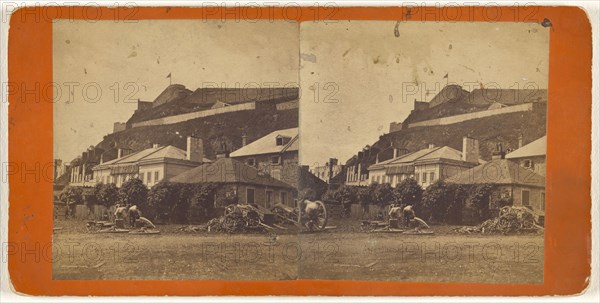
left=298, top=21, right=548, bottom=283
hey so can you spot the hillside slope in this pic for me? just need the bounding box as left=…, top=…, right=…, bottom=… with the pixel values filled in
left=98, top=108, right=298, bottom=163
left=127, top=85, right=299, bottom=124
left=403, top=87, right=548, bottom=126
left=347, top=103, right=546, bottom=168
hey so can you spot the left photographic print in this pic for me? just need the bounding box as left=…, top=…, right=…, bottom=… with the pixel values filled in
left=52, top=19, right=301, bottom=280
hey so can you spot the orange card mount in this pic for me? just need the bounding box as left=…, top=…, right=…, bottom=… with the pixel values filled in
left=7, top=5, right=592, bottom=296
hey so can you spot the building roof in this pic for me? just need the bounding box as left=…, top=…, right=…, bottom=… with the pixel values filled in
left=94, top=145, right=210, bottom=170
left=368, top=146, right=484, bottom=171
left=446, top=159, right=545, bottom=188
left=169, top=157, right=294, bottom=189
left=229, top=128, right=299, bottom=157
left=506, top=136, right=546, bottom=159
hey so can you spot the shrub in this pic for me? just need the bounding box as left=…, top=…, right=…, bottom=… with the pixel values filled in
left=357, top=186, right=373, bottom=206
left=188, top=183, right=218, bottom=223
left=421, top=180, right=450, bottom=223
left=171, top=183, right=194, bottom=223
left=147, top=181, right=177, bottom=221
left=118, top=178, right=148, bottom=212
left=445, top=184, right=468, bottom=224
left=393, top=178, right=423, bottom=210
left=93, top=183, right=119, bottom=207
left=371, top=183, right=394, bottom=206
left=322, top=186, right=359, bottom=217
left=462, top=184, right=493, bottom=224
left=60, top=186, right=84, bottom=205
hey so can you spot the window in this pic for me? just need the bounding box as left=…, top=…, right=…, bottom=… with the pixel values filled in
left=280, top=192, right=287, bottom=205
left=523, top=159, right=533, bottom=168
left=147, top=171, right=152, bottom=184
left=140, top=173, right=144, bottom=183
left=429, top=172, right=435, bottom=183
left=266, top=191, right=273, bottom=208
left=154, top=171, right=159, bottom=183
left=421, top=172, right=427, bottom=183
left=246, top=158, right=256, bottom=166
left=276, top=136, right=290, bottom=146
left=541, top=192, right=545, bottom=211
left=246, top=188, right=255, bottom=204
left=271, top=156, right=281, bottom=165
left=522, top=190, right=531, bottom=207
left=271, top=169, right=281, bottom=180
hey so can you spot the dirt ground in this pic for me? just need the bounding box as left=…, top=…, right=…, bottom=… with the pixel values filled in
left=52, top=219, right=544, bottom=283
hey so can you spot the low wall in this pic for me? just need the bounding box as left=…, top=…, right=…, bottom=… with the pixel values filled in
left=349, top=204, right=388, bottom=220
left=276, top=100, right=298, bottom=110
left=73, top=205, right=115, bottom=221
left=408, top=103, right=534, bottom=128
left=132, top=102, right=256, bottom=128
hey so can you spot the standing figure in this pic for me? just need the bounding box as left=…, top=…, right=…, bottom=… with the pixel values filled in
left=128, top=205, right=141, bottom=227
left=403, top=205, right=415, bottom=227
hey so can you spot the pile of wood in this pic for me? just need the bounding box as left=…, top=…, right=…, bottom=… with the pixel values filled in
left=455, top=206, right=544, bottom=234
left=201, top=211, right=266, bottom=233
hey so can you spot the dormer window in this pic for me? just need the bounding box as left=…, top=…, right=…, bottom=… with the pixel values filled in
left=276, top=135, right=291, bottom=146
left=523, top=159, right=533, bottom=169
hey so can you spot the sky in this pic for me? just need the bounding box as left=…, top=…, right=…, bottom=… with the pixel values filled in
left=53, top=20, right=549, bottom=166
left=299, top=21, right=549, bottom=167
left=53, top=19, right=299, bottom=162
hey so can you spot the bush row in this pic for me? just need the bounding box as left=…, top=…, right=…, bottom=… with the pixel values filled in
left=59, top=179, right=223, bottom=224
left=321, top=180, right=508, bottom=225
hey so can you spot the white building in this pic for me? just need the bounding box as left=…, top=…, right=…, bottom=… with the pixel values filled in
left=92, top=137, right=210, bottom=188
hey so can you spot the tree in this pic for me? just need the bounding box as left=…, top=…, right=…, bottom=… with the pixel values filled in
left=60, top=186, right=85, bottom=218
left=147, top=181, right=177, bottom=222
left=462, top=184, right=493, bottom=224
left=118, top=178, right=148, bottom=212
left=356, top=186, right=373, bottom=206
left=93, top=183, right=119, bottom=207
left=393, top=178, right=423, bottom=210
left=188, top=183, right=218, bottom=223
left=334, top=185, right=358, bottom=216
left=445, top=184, right=467, bottom=224
left=421, top=180, right=450, bottom=223
left=371, top=183, right=394, bottom=206
left=60, top=186, right=84, bottom=205
left=168, top=183, right=193, bottom=223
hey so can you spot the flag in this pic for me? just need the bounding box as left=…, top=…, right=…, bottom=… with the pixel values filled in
left=443, top=73, right=448, bottom=79
left=166, top=73, right=171, bottom=78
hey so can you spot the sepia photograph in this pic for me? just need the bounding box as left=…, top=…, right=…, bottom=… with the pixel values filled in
left=52, top=18, right=548, bottom=283
left=299, top=21, right=548, bottom=283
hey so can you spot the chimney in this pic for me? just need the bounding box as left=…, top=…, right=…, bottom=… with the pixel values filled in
left=428, top=143, right=435, bottom=149
left=242, top=134, right=248, bottom=147
left=462, top=137, right=480, bottom=163
left=117, top=148, right=123, bottom=159
left=375, top=153, right=380, bottom=164
left=491, top=143, right=506, bottom=160
left=186, top=136, right=204, bottom=162
left=152, top=143, right=160, bottom=149
left=100, top=154, right=104, bottom=164
left=518, top=134, right=524, bottom=148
